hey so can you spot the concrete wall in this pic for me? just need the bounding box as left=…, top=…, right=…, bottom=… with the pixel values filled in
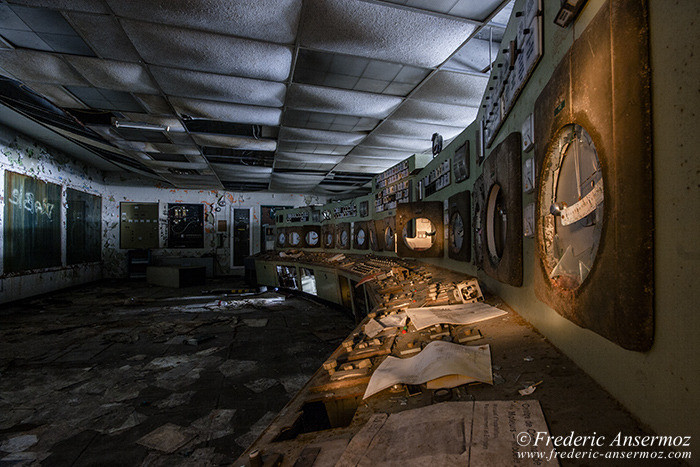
left=0, top=127, right=104, bottom=303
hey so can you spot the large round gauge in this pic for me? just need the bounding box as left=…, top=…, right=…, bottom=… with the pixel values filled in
left=277, top=232, right=286, bottom=246
left=305, top=230, right=319, bottom=246
left=369, top=226, right=378, bottom=250
left=356, top=228, right=366, bottom=246
left=325, top=232, right=333, bottom=247
left=486, top=184, right=507, bottom=263
left=449, top=212, right=465, bottom=253
left=289, top=231, right=301, bottom=246
left=339, top=230, right=349, bottom=247
left=539, top=123, right=604, bottom=290
left=385, top=226, right=394, bottom=250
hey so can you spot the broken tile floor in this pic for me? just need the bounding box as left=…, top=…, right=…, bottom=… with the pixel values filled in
left=0, top=279, right=355, bottom=465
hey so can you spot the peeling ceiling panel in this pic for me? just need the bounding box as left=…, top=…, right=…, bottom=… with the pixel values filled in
left=410, top=70, right=488, bottom=106
left=277, top=141, right=353, bottom=155
left=279, top=127, right=366, bottom=145
left=191, top=133, right=277, bottom=151
left=105, top=0, right=302, bottom=44
left=391, top=98, right=478, bottom=127
left=150, top=143, right=200, bottom=154
left=380, top=0, right=505, bottom=22
left=300, top=0, right=475, bottom=68
left=65, top=56, right=159, bottom=94
left=134, top=94, right=172, bottom=115
left=150, top=66, right=286, bottom=107
left=375, top=119, right=464, bottom=141
left=169, top=97, right=281, bottom=126
left=287, top=84, right=402, bottom=118
left=274, top=160, right=337, bottom=171
left=0, top=50, right=88, bottom=85
left=121, top=113, right=186, bottom=132
left=26, top=83, right=87, bottom=108
left=283, top=109, right=379, bottom=132
left=334, top=162, right=392, bottom=173
left=65, top=12, right=141, bottom=62
left=122, top=20, right=292, bottom=82
left=342, top=155, right=402, bottom=166
left=442, top=38, right=500, bottom=74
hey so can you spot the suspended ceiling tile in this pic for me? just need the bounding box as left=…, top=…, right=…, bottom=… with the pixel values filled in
left=448, top=0, right=506, bottom=21
left=362, top=133, right=431, bottom=152
left=166, top=132, right=196, bottom=145
left=391, top=98, right=477, bottom=127
left=191, top=133, right=277, bottom=151
left=277, top=141, right=353, bottom=155
left=347, top=146, right=414, bottom=160
left=375, top=118, right=464, bottom=141
left=0, top=49, right=88, bottom=85
left=105, top=0, right=302, bottom=44
left=443, top=38, right=499, bottom=74
left=134, top=93, right=172, bottom=115
left=300, top=0, right=475, bottom=68
left=151, top=143, right=200, bottom=154
left=144, top=160, right=209, bottom=170
left=334, top=162, right=391, bottom=173
left=275, top=152, right=344, bottom=164
left=65, top=12, right=141, bottom=62
left=283, top=109, right=379, bottom=132
left=169, top=97, right=281, bottom=126
left=487, top=0, right=514, bottom=27
left=27, top=83, right=87, bottom=109
left=287, top=83, right=401, bottom=119
left=279, top=127, right=366, bottom=146
left=6, top=0, right=109, bottom=14
left=211, top=163, right=272, bottom=175
left=65, top=56, right=158, bottom=94
left=150, top=66, right=286, bottom=107
left=111, top=140, right=158, bottom=152
left=121, top=20, right=292, bottom=82
left=411, top=70, right=488, bottom=106
left=341, top=155, right=403, bottom=166
left=274, top=161, right=337, bottom=171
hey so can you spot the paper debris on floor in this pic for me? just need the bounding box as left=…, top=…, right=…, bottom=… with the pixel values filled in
left=191, top=409, right=236, bottom=441
left=363, top=342, right=492, bottom=399
left=337, top=400, right=558, bottom=466
left=244, top=377, right=279, bottom=393
left=137, top=423, right=196, bottom=453
left=218, top=360, right=258, bottom=377
left=0, top=434, right=38, bottom=453
left=406, top=303, right=507, bottom=331
left=242, top=318, right=268, bottom=328
left=155, top=391, right=195, bottom=409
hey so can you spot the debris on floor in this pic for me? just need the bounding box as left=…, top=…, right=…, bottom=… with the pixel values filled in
left=137, top=423, right=196, bottom=453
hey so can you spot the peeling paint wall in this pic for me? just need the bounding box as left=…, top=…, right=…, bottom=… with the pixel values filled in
left=0, top=126, right=104, bottom=304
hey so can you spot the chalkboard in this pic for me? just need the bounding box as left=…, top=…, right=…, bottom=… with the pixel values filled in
left=4, top=171, right=62, bottom=272
left=67, top=188, right=102, bottom=264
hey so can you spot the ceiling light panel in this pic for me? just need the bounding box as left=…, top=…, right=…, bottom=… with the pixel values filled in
left=64, top=12, right=141, bottom=62
left=121, top=20, right=292, bottom=82
left=390, top=98, right=477, bottom=127
left=122, top=113, right=186, bottom=132
left=279, top=127, right=366, bottom=146
left=277, top=141, right=353, bottom=156
left=150, top=66, right=286, bottom=107
left=287, top=84, right=401, bottom=119
left=283, top=109, right=379, bottom=132
left=0, top=4, right=94, bottom=55
left=442, top=38, right=500, bottom=74
left=410, top=70, right=488, bottom=106
left=294, top=48, right=429, bottom=96
left=170, top=97, right=281, bottom=126
left=362, top=133, right=431, bottom=152
left=375, top=119, right=464, bottom=141
left=104, top=0, right=302, bottom=44
left=65, top=56, right=158, bottom=94
left=0, top=49, right=87, bottom=84
left=191, top=133, right=277, bottom=152
left=64, top=86, right=144, bottom=112
left=300, top=0, right=475, bottom=68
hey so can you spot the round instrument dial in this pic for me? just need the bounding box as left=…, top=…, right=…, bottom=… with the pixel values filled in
left=289, top=231, right=301, bottom=246
left=449, top=212, right=464, bottom=253
left=305, top=230, right=319, bottom=246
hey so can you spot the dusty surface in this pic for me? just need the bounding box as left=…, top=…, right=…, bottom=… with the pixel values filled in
left=0, top=279, right=354, bottom=465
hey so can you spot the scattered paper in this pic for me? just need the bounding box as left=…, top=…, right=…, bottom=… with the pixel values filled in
left=364, top=318, right=384, bottom=338
left=519, top=381, right=542, bottom=396
left=378, top=312, right=407, bottom=328
left=137, top=423, right=195, bottom=453
left=406, top=303, right=506, bottom=331
left=363, top=341, right=493, bottom=399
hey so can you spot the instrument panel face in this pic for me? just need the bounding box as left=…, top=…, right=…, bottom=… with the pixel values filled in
left=168, top=203, right=203, bottom=249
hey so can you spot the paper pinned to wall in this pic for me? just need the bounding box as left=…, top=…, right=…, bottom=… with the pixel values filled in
left=363, top=341, right=492, bottom=399
left=406, top=303, right=506, bottom=331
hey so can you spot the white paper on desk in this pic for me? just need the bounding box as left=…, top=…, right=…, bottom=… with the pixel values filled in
left=406, top=302, right=506, bottom=331
left=363, top=341, right=492, bottom=399
left=377, top=312, right=407, bottom=328
left=364, top=318, right=384, bottom=338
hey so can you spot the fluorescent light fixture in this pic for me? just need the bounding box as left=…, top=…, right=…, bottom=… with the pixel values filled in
left=113, top=120, right=169, bottom=132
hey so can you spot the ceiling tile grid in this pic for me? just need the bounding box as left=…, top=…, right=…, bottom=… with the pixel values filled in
left=0, top=0, right=513, bottom=193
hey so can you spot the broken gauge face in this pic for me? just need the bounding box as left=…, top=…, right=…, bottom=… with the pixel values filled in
left=449, top=212, right=465, bottom=254
left=385, top=226, right=394, bottom=250
left=339, top=229, right=349, bottom=248
left=356, top=228, right=366, bottom=246
left=539, top=123, right=604, bottom=290
left=305, top=230, right=318, bottom=246
left=277, top=231, right=286, bottom=246
left=325, top=231, right=333, bottom=247
left=289, top=231, right=301, bottom=246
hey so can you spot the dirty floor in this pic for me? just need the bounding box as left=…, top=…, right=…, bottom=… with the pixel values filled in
left=0, top=279, right=355, bottom=465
